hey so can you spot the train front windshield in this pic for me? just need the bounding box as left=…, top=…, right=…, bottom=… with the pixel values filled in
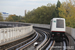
left=56, top=19, right=64, bottom=28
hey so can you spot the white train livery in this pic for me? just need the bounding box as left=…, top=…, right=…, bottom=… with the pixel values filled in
left=50, top=18, right=66, bottom=41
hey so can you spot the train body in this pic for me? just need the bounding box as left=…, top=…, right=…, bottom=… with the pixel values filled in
left=50, top=18, right=66, bottom=41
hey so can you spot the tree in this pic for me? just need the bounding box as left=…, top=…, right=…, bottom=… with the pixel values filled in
left=56, top=0, right=61, bottom=8
left=5, top=14, right=24, bottom=22
left=25, top=4, right=56, bottom=24
left=56, top=0, right=61, bottom=17
left=58, top=0, right=75, bottom=28
left=11, top=15, right=20, bottom=22
left=5, top=15, right=14, bottom=21
left=52, top=0, right=61, bottom=18
left=0, top=13, right=3, bottom=21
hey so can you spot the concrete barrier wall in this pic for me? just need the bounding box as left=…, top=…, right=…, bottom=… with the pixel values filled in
left=32, top=24, right=50, bottom=29
left=66, top=27, right=75, bottom=39
left=66, top=27, right=72, bottom=35
left=0, top=25, right=33, bottom=45
left=71, top=28, right=75, bottom=39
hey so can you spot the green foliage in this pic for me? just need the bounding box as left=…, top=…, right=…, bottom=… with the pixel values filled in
left=25, top=4, right=56, bottom=24
left=5, top=15, right=24, bottom=22
left=55, top=0, right=61, bottom=17
left=24, top=0, right=75, bottom=28
left=25, top=1, right=61, bottom=24
left=5, top=0, right=75, bottom=28
left=5, top=15, right=14, bottom=21
left=0, top=13, right=4, bottom=21
left=56, top=0, right=61, bottom=8
left=58, top=0, right=75, bottom=28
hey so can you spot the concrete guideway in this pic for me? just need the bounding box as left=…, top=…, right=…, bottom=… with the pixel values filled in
left=0, top=22, right=74, bottom=50
left=29, top=23, right=75, bottom=40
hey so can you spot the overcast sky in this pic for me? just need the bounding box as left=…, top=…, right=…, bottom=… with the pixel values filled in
left=0, top=0, right=65, bottom=16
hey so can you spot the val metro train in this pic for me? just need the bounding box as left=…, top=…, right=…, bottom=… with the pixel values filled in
left=50, top=18, right=66, bottom=41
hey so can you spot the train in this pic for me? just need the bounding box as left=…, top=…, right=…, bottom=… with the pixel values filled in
left=50, top=18, right=66, bottom=41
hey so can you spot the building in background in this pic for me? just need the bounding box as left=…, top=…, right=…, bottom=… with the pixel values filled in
left=1, top=12, right=9, bottom=20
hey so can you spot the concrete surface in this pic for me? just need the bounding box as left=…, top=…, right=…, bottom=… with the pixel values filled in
left=0, top=30, right=34, bottom=46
